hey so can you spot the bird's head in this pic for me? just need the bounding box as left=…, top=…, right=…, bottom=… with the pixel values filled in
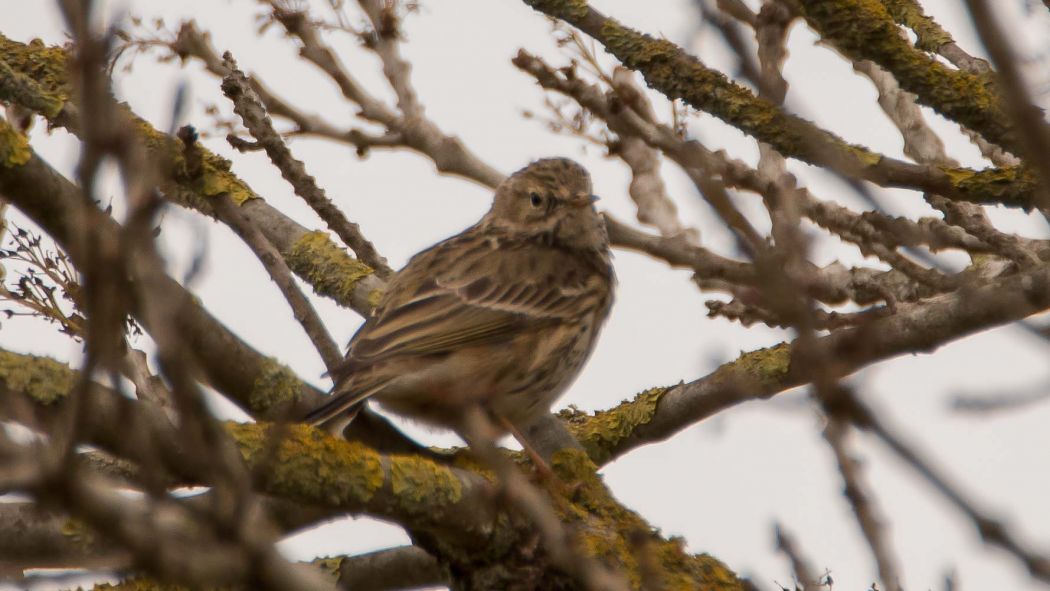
left=486, top=158, right=607, bottom=252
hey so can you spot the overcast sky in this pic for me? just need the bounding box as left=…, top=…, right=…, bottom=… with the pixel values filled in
left=3, top=1, right=1050, bottom=590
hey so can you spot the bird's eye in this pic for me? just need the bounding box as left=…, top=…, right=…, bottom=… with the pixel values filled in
left=529, top=192, right=544, bottom=208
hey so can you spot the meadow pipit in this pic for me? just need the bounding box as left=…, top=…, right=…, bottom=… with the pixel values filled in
left=304, top=158, right=614, bottom=450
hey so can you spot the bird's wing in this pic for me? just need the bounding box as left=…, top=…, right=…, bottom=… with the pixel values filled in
left=343, top=236, right=602, bottom=368
left=304, top=234, right=610, bottom=429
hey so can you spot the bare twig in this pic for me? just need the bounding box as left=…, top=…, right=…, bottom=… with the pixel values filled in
left=267, top=2, right=504, bottom=187
left=211, top=189, right=343, bottom=372
left=219, top=52, right=392, bottom=277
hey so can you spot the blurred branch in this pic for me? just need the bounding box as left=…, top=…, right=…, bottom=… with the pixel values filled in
left=0, top=427, right=333, bottom=590
left=335, top=545, right=446, bottom=591
left=824, top=416, right=903, bottom=591
left=774, top=523, right=821, bottom=591
left=0, top=125, right=322, bottom=419
left=0, top=33, right=385, bottom=316
left=949, top=382, right=1050, bottom=414
left=833, top=389, right=1050, bottom=583
left=964, top=0, right=1050, bottom=208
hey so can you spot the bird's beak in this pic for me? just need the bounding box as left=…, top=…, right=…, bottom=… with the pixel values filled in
left=570, top=194, right=600, bottom=208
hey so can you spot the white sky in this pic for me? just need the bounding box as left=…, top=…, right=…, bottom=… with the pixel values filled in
left=2, top=1, right=1050, bottom=590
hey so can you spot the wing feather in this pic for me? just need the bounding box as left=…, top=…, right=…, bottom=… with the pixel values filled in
left=342, top=234, right=607, bottom=370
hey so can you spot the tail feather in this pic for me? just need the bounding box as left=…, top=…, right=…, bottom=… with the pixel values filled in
left=302, top=380, right=390, bottom=434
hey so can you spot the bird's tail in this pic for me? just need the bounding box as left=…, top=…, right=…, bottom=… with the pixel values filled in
left=302, top=380, right=391, bottom=435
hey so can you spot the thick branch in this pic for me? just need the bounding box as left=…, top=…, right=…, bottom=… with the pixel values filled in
left=0, top=126, right=321, bottom=419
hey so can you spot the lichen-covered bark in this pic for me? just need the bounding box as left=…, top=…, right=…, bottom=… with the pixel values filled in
left=559, top=387, right=669, bottom=465
left=0, top=135, right=324, bottom=420
left=0, top=348, right=746, bottom=588
left=518, top=0, right=1039, bottom=209
left=794, top=0, right=1012, bottom=150
left=564, top=344, right=791, bottom=465
left=0, top=117, right=30, bottom=167
left=0, top=350, right=78, bottom=406
left=285, top=230, right=378, bottom=310
left=0, top=37, right=69, bottom=118
left=551, top=449, right=743, bottom=591
left=878, top=0, right=954, bottom=51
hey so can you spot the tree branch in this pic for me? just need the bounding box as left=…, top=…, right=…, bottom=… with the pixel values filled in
left=566, top=259, right=1050, bottom=464
left=515, top=0, right=1040, bottom=210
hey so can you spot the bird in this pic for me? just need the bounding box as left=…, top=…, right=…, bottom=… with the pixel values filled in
left=303, top=158, right=614, bottom=454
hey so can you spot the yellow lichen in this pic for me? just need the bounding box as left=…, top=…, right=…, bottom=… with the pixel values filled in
left=228, top=422, right=384, bottom=506
left=943, top=165, right=1038, bottom=210
left=390, top=453, right=464, bottom=510
left=92, top=579, right=191, bottom=591
left=879, top=0, right=954, bottom=52
left=248, top=357, right=305, bottom=418
left=715, top=342, right=792, bottom=390
left=0, top=117, right=31, bottom=167
left=196, top=152, right=255, bottom=205
left=561, top=387, right=668, bottom=465
left=549, top=447, right=746, bottom=590
left=285, top=230, right=374, bottom=305
left=366, top=287, right=385, bottom=311
left=0, top=350, right=77, bottom=405
left=60, top=517, right=97, bottom=549
left=796, top=0, right=1009, bottom=149
left=0, top=35, right=70, bottom=118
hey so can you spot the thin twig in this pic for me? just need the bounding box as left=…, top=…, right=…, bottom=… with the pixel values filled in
left=211, top=191, right=343, bottom=372
left=219, top=52, right=392, bottom=277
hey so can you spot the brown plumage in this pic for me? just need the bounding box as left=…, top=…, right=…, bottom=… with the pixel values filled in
left=303, top=158, right=614, bottom=437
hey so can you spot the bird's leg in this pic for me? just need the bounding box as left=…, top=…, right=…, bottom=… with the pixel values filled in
left=494, top=413, right=555, bottom=483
